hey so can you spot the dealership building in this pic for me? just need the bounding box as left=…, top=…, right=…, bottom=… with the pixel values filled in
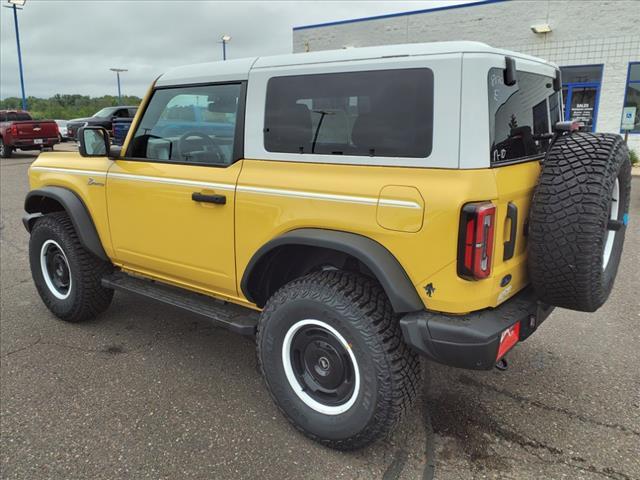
left=293, top=0, right=640, bottom=153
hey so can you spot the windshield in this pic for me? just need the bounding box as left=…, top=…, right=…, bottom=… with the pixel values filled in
left=488, top=68, right=562, bottom=164
left=93, top=107, right=118, bottom=118
left=55, top=120, right=67, bottom=127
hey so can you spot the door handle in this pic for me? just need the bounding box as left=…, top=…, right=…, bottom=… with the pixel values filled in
left=192, top=192, right=226, bottom=205
left=503, top=202, right=518, bottom=261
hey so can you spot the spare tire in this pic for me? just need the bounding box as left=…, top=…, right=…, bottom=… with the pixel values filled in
left=528, top=133, right=631, bottom=312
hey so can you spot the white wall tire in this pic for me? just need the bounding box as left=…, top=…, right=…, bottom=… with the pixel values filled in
left=603, top=178, right=620, bottom=271
left=40, top=239, right=73, bottom=300
left=29, top=212, right=114, bottom=322
left=281, top=319, right=360, bottom=415
left=257, top=270, right=420, bottom=450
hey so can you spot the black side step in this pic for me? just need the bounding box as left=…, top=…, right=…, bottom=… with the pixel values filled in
left=101, top=272, right=258, bottom=336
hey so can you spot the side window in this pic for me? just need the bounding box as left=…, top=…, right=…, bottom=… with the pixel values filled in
left=127, top=83, right=242, bottom=166
left=264, top=68, right=434, bottom=158
left=128, top=108, right=138, bottom=118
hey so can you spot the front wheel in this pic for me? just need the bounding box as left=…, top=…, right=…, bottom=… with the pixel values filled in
left=257, top=270, right=420, bottom=450
left=29, top=212, right=114, bottom=322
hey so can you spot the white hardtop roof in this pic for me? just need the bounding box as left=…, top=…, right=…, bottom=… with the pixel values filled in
left=156, top=41, right=555, bottom=87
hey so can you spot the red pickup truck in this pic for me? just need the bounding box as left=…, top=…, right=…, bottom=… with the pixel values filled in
left=0, top=110, right=59, bottom=158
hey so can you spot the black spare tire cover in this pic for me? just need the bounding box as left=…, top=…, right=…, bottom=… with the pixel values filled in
left=528, top=133, right=631, bottom=312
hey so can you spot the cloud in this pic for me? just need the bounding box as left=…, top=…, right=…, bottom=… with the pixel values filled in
left=1, top=0, right=467, bottom=98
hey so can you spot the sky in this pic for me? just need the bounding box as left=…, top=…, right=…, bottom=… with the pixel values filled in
left=0, top=0, right=473, bottom=99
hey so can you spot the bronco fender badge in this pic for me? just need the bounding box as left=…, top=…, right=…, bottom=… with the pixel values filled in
left=87, top=177, right=105, bottom=186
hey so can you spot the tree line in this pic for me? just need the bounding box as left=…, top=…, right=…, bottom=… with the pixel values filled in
left=0, top=94, right=142, bottom=120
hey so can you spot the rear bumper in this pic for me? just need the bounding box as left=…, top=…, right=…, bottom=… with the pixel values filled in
left=399, top=288, right=554, bottom=370
left=13, top=137, right=59, bottom=149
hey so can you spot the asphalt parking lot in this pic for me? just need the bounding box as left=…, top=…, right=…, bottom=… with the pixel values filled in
left=1, top=146, right=639, bottom=480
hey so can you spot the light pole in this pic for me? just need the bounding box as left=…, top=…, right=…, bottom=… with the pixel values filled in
left=109, top=68, right=127, bottom=104
left=220, top=34, right=231, bottom=61
left=4, top=0, right=27, bottom=111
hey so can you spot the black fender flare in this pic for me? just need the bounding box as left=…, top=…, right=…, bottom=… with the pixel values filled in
left=241, top=228, right=424, bottom=313
left=23, top=186, right=108, bottom=261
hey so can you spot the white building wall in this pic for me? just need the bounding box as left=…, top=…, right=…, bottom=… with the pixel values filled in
left=293, top=0, right=640, bottom=152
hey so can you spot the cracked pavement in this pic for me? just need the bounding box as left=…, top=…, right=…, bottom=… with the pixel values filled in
left=1, top=148, right=639, bottom=479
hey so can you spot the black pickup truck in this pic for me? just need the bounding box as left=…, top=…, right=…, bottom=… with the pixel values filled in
left=66, top=106, right=137, bottom=140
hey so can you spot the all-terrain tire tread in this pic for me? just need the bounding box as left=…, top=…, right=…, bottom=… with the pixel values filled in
left=257, top=270, right=420, bottom=450
left=30, top=212, right=113, bottom=322
left=528, top=132, right=631, bottom=311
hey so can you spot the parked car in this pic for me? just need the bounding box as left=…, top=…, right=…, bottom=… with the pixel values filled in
left=0, top=110, right=59, bottom=158
left=66, top=106, right=137, bottom=140
left=111, top=118, right=134, bottom=146
left=22, top=42, right=631, bottom=450
left=54, top=120, right=70, bottom=142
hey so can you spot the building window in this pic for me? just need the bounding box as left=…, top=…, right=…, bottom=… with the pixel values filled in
left=621, top=62, right=640, bottom=134
left=560, top=65, right=604, bottom=132
left=264, top=68, right=434, bottom=158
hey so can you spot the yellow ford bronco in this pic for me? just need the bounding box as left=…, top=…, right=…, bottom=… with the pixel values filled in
left=23, top=42, right=631, bottom=450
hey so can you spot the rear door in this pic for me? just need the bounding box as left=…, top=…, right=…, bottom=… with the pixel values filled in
left=458, top=55, right=561, bottom=306
left=106, top=82, right=246, bottom=298
left=487, top=65, right=562, bottom=303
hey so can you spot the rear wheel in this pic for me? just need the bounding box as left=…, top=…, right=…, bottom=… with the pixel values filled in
left=257, top=270, right=420, bottom=450
left=29, top=212, right=114, bottom=322
left=528, top=133, right=631, bottom=312
left=0, top=138, right=12, bottom=158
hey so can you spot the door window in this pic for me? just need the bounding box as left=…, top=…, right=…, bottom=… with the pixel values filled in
left=621, top=63, right=640, bottom=133
left=560, top=65, right=603, bottom=132
left=127, top=83, right=242, bottom=166
left=566, top=87, right=597, bottom=130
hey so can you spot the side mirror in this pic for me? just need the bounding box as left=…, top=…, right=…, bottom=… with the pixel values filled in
left=78, top=126, right=109, bottom=157
left=109, top=145, right=122, bottom=159
left=553, top=68, right=562, bottom=92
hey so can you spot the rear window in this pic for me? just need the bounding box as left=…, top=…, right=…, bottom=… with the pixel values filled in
left=0, top=112, right=32, bottom=122
left=488, top=68, right=561, bottom=164
left=264, top=68, right=434, bottom=158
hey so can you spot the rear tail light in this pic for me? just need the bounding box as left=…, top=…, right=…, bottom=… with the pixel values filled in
left=496, top=322, right=520, bottom=360
left=458, top=202, right=496, bottom=279
left=10, top=124, right=18, bottom=136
